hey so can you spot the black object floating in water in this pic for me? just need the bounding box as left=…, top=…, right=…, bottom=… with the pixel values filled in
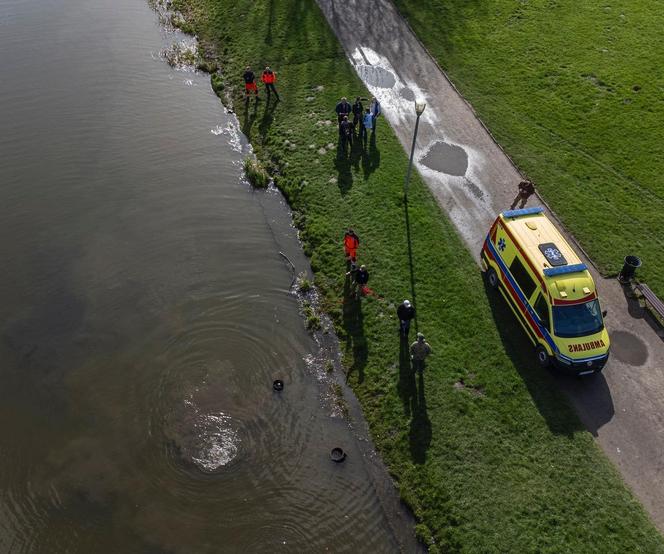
left=330, top=447, right=346, bottom=463
left=273, top=379, right=284, bottom=392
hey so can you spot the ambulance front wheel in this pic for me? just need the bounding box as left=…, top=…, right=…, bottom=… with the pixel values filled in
left=487, top=268, right=499, bottom=290
left=535, top=345, right=550, bottom=368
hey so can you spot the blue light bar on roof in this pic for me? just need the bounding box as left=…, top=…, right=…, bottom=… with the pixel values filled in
left=543, top=263, right=588, bottom=277
left=502, top=206, right=544, bottom=218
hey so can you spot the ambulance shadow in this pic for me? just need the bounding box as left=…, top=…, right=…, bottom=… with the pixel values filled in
left=482, top=276, right=613, bottom=436
left=343, top=274, right=367, bottom=384
left=398, top=336, right=431, bottom=463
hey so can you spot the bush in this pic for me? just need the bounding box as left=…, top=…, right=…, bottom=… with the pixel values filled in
left=243, top=157, right=269, bottom=188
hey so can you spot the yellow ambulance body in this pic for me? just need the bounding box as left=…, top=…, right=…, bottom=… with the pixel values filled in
left=481, top=207, right=609, bottom=375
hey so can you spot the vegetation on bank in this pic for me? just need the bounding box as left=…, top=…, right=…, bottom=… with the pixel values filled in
left=394, top=0, right=664, bottom=299
left=172, top=0, right=664, bottom=550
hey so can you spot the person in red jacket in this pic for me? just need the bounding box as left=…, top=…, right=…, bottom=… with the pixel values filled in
left=261, top=66, right=279, bottom=101
left=343, top=228, right=360, bottom=264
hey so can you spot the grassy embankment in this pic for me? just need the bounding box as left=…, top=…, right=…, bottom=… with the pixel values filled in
left=174, top=0, right=664, bottom=551
left=394, top=0, right=664, bottom=298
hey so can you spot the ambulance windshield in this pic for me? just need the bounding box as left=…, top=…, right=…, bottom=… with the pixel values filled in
left=552, top=299, right=604, bottom=338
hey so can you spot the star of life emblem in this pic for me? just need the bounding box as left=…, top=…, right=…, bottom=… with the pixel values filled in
left=498, top=238, right=506, bottom=252
left=544, top=247, right=562, bottom=261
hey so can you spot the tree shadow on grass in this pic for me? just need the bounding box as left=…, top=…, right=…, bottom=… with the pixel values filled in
left=343, top=273, right=367, bottom=384
left=482, top=275, right=613, bottom=436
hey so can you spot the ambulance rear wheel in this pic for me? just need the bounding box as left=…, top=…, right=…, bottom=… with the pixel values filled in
left=487, top=268, right=499, bottom=290
left=535, top=345, right=550, bottom=368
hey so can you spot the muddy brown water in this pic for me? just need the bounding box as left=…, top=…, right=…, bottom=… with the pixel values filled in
left=0, top=0, right=418, bottom=551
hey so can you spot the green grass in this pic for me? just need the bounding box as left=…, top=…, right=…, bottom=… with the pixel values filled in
left=394, top=0, right=664, bottom=298
left=175, top=0, right=664, bottom=551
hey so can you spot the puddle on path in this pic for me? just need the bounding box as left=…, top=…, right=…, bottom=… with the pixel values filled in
left=420, top=141, right=468, bottom=176
left=356, top=65, right=396, bottom=88
left=400, top=87, right=415, bottom=101
left=610, top=330, right=649, bottom=366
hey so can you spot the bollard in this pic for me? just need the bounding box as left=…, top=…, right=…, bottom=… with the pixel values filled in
left=618, top=255, right=641, bottom=283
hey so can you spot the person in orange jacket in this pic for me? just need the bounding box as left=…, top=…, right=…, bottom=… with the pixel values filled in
left=343, top=228, right=360, bottom=265
left=261, top=66, right=279, bottom=101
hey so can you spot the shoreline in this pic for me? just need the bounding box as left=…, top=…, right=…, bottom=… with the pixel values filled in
left=164, top=0, right=664, bottom=551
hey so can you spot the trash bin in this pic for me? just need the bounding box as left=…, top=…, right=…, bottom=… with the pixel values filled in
left=618, top=255, right=641, bottom=283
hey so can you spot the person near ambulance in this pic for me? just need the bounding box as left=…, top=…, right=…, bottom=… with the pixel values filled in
left=261, top=66, right=279, bottom=101
left=510, top=179, right=535, bottom=210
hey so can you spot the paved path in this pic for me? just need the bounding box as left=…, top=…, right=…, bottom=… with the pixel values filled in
left=317, top=0, right=664, bottom=532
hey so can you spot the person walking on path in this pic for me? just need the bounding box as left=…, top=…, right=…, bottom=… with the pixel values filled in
left=346, top=264, right=369, bottom=297
left=343, top=228, right=360, bottom=264
left=361, top=108, right=374, bottom=143
left=510, top=179, right=535, bottom=210
left=340, top=116, right=354, bottom=152
left=261, top=66, right=279, bottom=101
left=243, top=66, right=259, bottom=101
left=410, top=333, right=431, bottom=372
left=352, top=96, right=364, bottom=134
left=335, top=97, right=352, bottom=129
left=397, top=299, right=416, bottom=338
left=369, top=96, right=381, bottom=130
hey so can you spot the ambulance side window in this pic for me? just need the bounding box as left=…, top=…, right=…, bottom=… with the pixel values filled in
left=509, top=257, right=536, bottom=299
left=534, top=293, right=550, bottom=331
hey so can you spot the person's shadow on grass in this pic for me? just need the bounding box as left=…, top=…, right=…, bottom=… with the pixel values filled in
left=334, top=135, right=353, bottom=195
left=361, top=131, right=380, bottom=179
left=258, top=97, right=277, bottom=143
left=398, top=333, right=417, bottom=417
left=343, top=272, right=367, bottom=384
left=242, top=98, right=259, bottom=140
left=409, top=368, right=431, bottom=464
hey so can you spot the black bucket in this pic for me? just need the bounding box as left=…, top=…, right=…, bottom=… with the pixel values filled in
left=273, top=379, right=284, bottom=392
left=618, top=255, right=641, bottom=283
left=330, top=447, right=346, bottom=463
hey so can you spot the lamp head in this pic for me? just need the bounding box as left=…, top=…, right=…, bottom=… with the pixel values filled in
left=415, top=101, right=426, bottom=116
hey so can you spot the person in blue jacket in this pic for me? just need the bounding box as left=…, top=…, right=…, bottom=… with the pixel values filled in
left=369, top=96, right=382, bottom=130
left=361, top=108, right=373, bottom=143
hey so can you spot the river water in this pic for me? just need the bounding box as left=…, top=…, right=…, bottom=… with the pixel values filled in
left=0, top=0, right=416, bottom=551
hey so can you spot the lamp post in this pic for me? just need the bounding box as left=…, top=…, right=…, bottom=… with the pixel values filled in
left=403, top=101, right=426, bottom=201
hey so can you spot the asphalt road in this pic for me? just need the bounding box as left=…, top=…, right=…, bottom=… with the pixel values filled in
left=317, top=0, right=664, bottom=532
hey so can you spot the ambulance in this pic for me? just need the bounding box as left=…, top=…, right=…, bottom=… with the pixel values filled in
left=481, top=207, right=609, bottom=375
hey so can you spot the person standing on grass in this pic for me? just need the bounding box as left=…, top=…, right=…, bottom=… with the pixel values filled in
left=361, top=107, right=373, bottom=143
left=352, top=96, right=364, bottom=134
left=243, top=66, right=259, bottom=101
left=343, top=228, right=360, bottom=263
left=346, top=264, right=369, bottom=297
left=261, top=66, right=279, bottom=101
left=410, top=333, right=431, bottom=372
left=397, top=299, right=416, bottom=338
left=340, top=116, right=354, bottom=152
left=510, top=179, right=535, bottom=210
left=335, top=97, right=352, bottom=129
left=369, top=96, right=381, bottom=130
